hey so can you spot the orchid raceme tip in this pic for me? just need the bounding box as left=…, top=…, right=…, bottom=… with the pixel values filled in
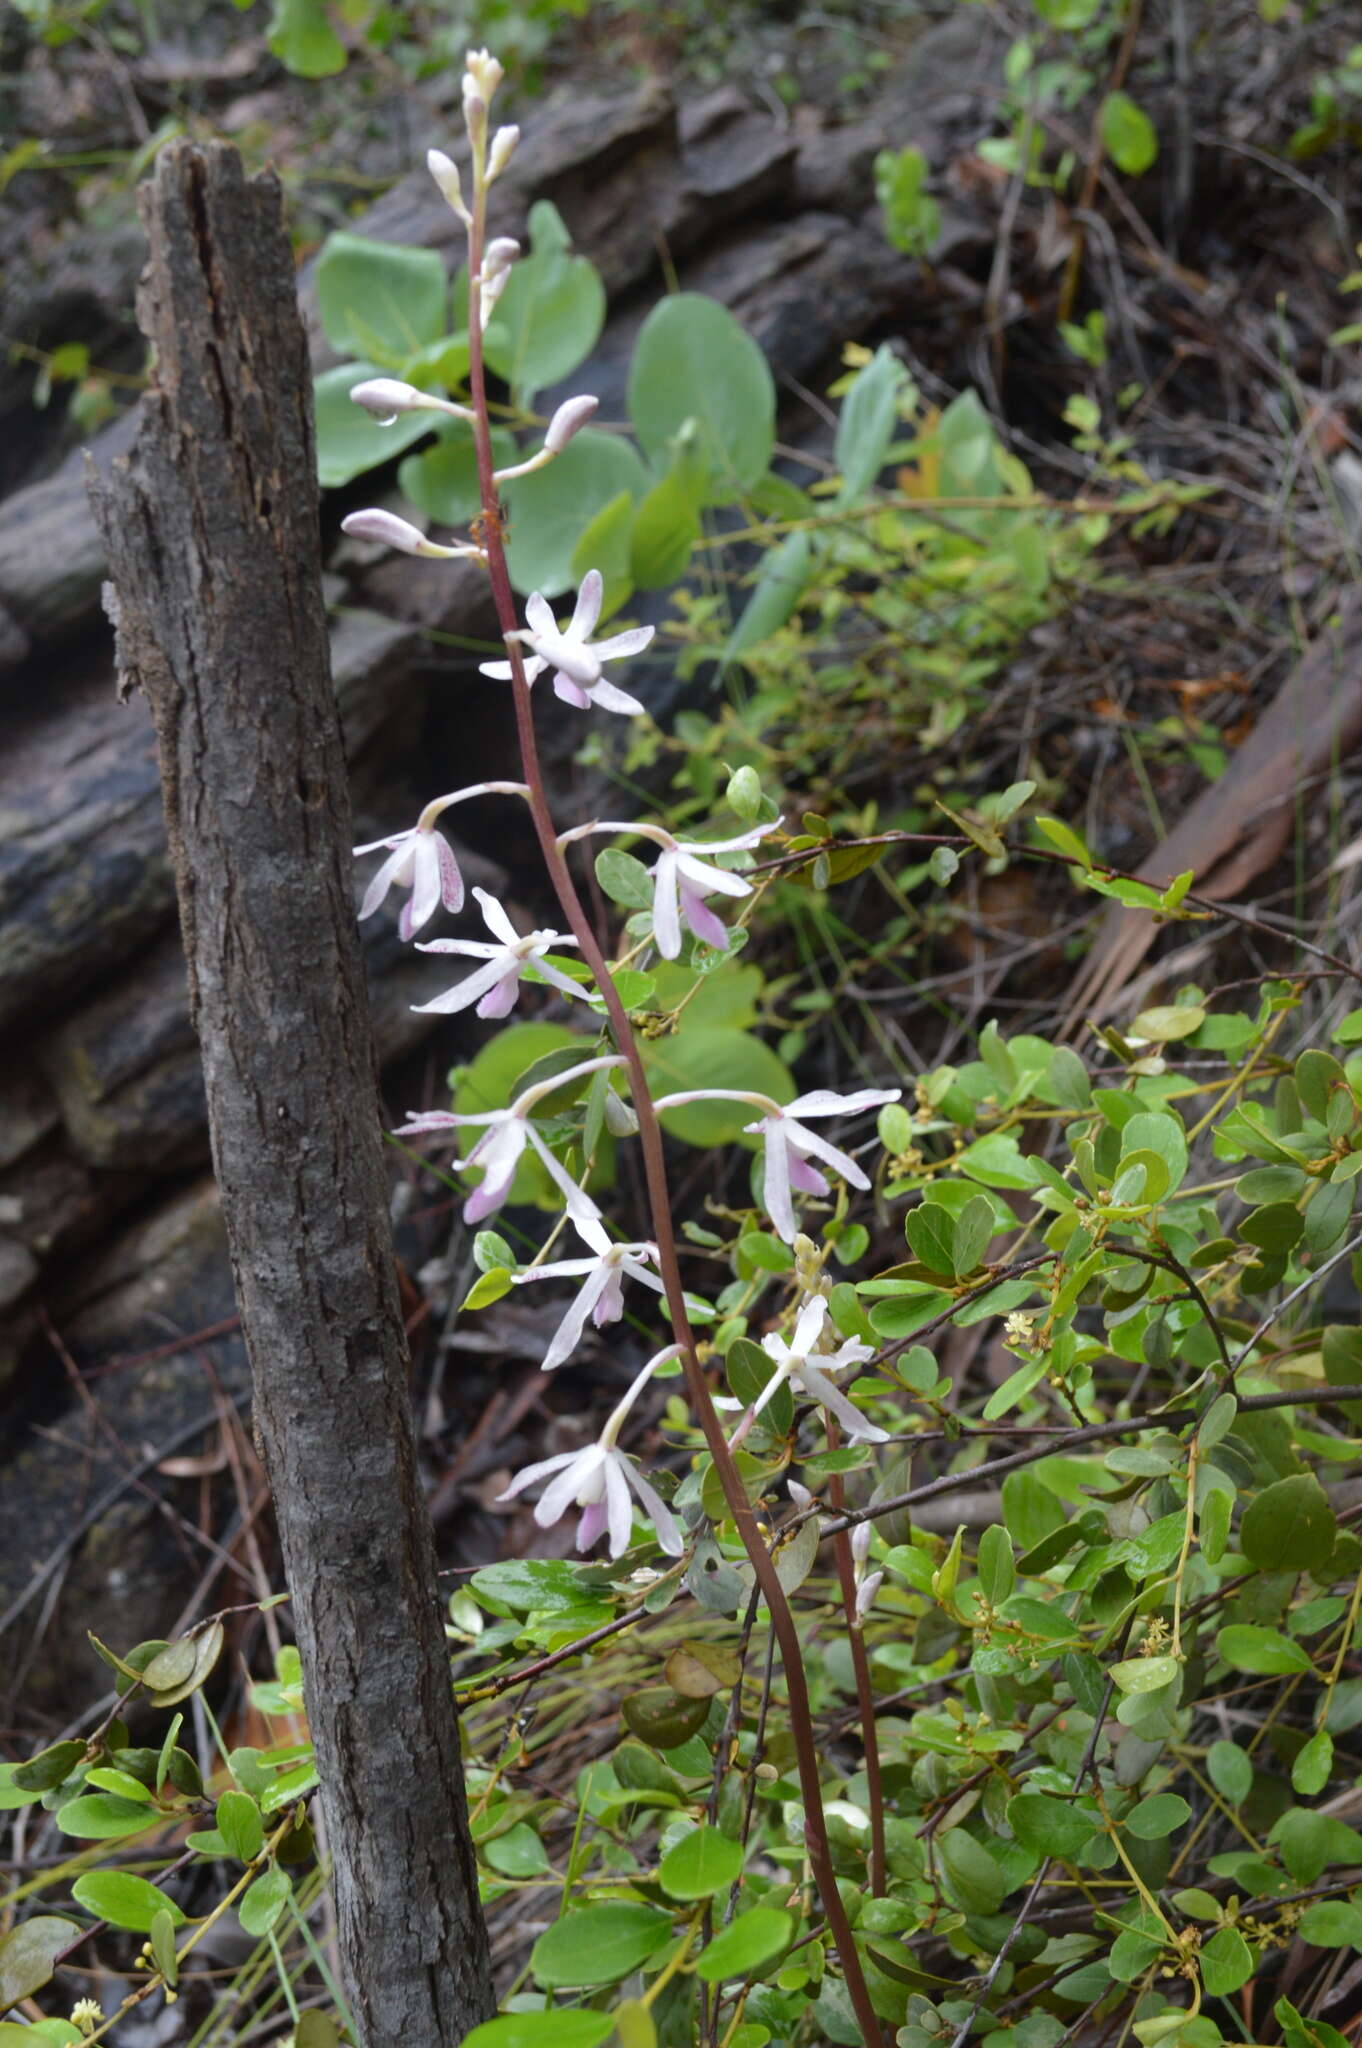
left=497, top=1346, right=685, bottom=1558
left=353, top=784, right=528, bottom=940
left=561, top=815, right=781, bottom=958
left=393, top=1055, right=622, bottom=1227
left=513, top=1215, right=665, bottom=1371
left=413, top=886, right=586, bottom=1020
left=650, top=1085, right=901, bottom=1241
left=732, top=1295, right=883, bottom=1447
left=479, top=570, right=653, bottom=715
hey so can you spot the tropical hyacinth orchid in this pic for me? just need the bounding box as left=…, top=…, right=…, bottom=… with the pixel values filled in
left=340, top=507, right=484, bottom=562
left=650, top=1084, right=901, bottom=1242
left=732, top=1295, right=883, bottom=1447
left=414, top=886, right=586, bottom=1020
left=393, top=1054, right=621, bottom=1226
left=498, top=1347, right=685, bottom=1558
left=352, top=782, right=528, bottom=940
left=514, top=1214, right=665, bottom=1371
left=479, top=569, right=653, bottom=715
left=560, top=816, right=781, bottom=959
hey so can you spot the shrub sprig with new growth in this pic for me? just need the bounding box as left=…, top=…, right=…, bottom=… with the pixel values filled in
left=13, top=37, right=1362, bottom=2048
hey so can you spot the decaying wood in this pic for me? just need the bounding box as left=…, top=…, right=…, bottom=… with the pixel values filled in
left=88, top=139, right=493, bottom=2046
left=1064, top=588, right=1362, bottom=1026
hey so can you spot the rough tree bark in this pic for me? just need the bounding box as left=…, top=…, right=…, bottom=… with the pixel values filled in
left=88, top=140, right=495, bottom=2046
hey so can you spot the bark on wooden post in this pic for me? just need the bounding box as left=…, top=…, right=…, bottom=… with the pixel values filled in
left=88, top=140, right=495, bottom=2046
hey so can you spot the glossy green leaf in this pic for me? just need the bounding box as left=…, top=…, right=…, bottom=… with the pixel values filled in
left=503, top=429, right=649, bottom=597
left=1217, top=1625, right=1314, bottom=1675
left=629, top=294, right=775, bottom=495
left=216, top=1789, right=265, bottom=1864
left=1240, top=1475, right=1337, bottom=1574
left=1100, top=91, right=1159, bottom=175
left=315, top=233, right=447, bottom=360
left=238, top=1868, right=291, bottom=1938
left=659, top=1824, right=743, bottom=1899
left=0, top=1917, right=79, bottom=2008
left=694, top=1906, right=793, bottom=1982
left=530, top=1903, right=673, bottom=1988
left=70, top=1872, right=187, bottom=1933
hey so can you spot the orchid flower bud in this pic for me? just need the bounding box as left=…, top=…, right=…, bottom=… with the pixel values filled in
left=545, top=394, right=599, bottom=452
left=349, top=378, right=474, bottom=424
left=426, top=149, right=470, bottom=223
left=851, top=1520, right=872, bottom=1567
left=855, top=1570, right=883, bottom=1620
left=487, top=124, right=520, bottom=180
left=465, top=47, right=504, bottom=104
left=340, top=509, right=480, bottom=562
left=462, top=74, right=488, bottom=151
left=788, top=1480, right=815, bottom=1513
left=483, top=236, right=520, bottom=280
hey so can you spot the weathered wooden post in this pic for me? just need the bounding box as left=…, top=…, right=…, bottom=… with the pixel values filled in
left=88, top=140, right=494, bottom=2046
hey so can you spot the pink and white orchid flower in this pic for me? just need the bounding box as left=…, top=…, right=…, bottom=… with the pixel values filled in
left=414, top=886, right=586, bottom=1020
left=560, top=816, right=781, bottom=959
left=353, top=782, right=528, bottom=940
left=498, top=1346, right=685, bottom=1558
left=393, top=1054, right=620, bottom=1227
left=479, top=569, right=653, bottom=715
left=514, top=1214, right=665, bottom=1371
left=650, top=1084, right=900, bottom=1242
left=732, top=1295, right=882, bottom=1447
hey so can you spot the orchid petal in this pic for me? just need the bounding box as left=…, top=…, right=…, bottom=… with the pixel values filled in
left=590, top=625, right=654, bottom=661
left=674, top=852, right=753, bottom=899
left=798, top=1363, right=888, bottom=1444
left=624, top=1462, right=684, bottom=1557
left=413, top=956, right=515, bottom=1016
left=679, top=883, right=729, bottom=949
left=787, top=1088, right=901, bottom=1119
left=475, top=968, right=523, bottom=1019
left=651, top=850, right=682, bottom=960
left=760, top=1127, right=798, bottom=1243
left=587, top=679, right=646, bottom=717
left=497, top=1451, right=577, bottom=1500
left=553, top=673, right=593, bottom=709
left=569, top=568, right=604, bottom=641
left=787, top=1121, right=870, bottom=1190
left=603, top=1453, right=634, bottom=1558
left=536, top=1446, right=605, bottom=1527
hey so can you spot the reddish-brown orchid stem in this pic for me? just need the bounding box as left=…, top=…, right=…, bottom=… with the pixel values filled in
left=828, top=1442, right=887, bottom=1897
left=463, top=190, right=885, bottom=2047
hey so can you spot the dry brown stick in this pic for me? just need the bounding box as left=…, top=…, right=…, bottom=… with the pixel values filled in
left=88, top=140, right=493, bottom=2046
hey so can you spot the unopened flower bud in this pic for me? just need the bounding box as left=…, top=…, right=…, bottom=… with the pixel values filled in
left=602, top=1088, right=639, bottom=1138
left=851, top=1520, right=872, bottom=1566
left=483, top=236, right=520, bottom=280
left=488, top=124, right=520, bottom=180
left=545, top=394, right=599, bottom=453
left=465, top=47, right=504, bottom=104
left=855, top=1570, right=883, bottom=1619
left=462, top=77, right=487, bottom=147
left=341, top=509, right=476, bottom=561
left=788, top=1479, right=815, bottom=1513
left=427, top=149, right=470, bottom=223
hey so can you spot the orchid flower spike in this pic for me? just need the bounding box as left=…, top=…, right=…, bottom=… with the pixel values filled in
left=498, top=1346, right=685, bottom=1558
left=649, top=1085, right=900, bottom=1241
left=349, top=379, right=474, bottom=424
left=353, top=783, right=528, bottom=940
left=560, top=815, right=780, bottom=959
left=340, top=508, right=483, bottom=563
left=478, top=570, right=653, bottom=715
left=393, top=1054, right=622, bottom=1227
left=514, top=1214, right=665, bottom=1371
left=732, top=1295, right=883, bottom=1447
left=413, top=886, right=586, bottom=1020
